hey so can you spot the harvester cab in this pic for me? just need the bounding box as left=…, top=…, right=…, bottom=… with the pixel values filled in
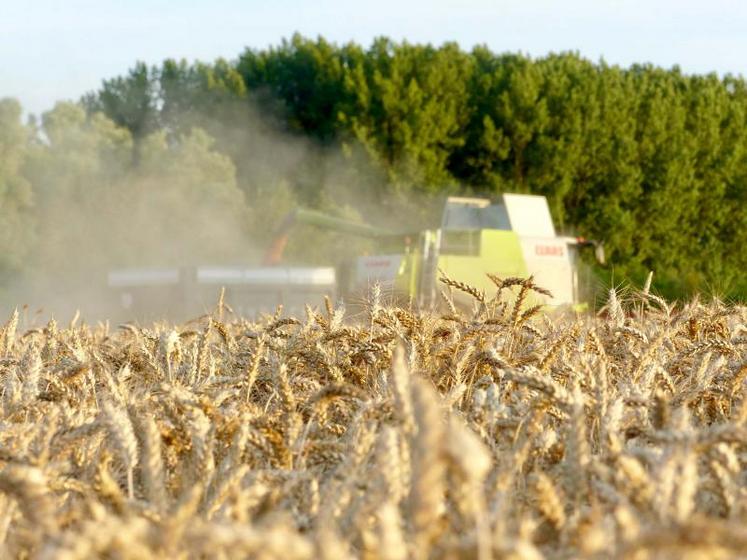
left=351, top=194, right=601, bottom=309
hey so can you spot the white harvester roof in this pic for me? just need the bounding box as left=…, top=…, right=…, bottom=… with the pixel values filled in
left=501, top=194, right=556, bottom=237
left=441, top=194, right=556, bottom=238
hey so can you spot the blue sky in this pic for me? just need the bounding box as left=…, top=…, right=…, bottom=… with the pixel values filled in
left=2, top=0, right=746, bottom=117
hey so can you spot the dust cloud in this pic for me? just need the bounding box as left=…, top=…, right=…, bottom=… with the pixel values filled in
left=1, top=97, right=429, bottom=325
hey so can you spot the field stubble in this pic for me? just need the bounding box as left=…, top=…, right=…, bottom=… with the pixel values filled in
left=0, top=277, right=747, bottom=559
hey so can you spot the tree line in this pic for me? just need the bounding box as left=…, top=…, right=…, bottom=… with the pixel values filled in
left=3, top=34, right=747, bottom=300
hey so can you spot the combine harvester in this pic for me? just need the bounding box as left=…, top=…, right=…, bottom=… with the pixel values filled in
left=108, top=194, right=603, bottom=321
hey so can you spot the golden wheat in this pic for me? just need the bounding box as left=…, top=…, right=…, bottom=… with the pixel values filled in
left=0, top=281, right=745, bottom=558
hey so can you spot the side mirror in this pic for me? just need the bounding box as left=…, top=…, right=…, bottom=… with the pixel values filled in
left=573, top=237, right=606, bottom=265
left=594, top=242, right=605, bottom=265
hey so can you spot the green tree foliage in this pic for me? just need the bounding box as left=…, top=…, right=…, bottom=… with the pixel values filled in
left=12, top=35, right=747, bottom=300
left=23, top=103, right=133, bottom=270
left=129, top=127, right=250, bottom=265
left=338, top=39, right=473, bottom=192
left=160, top=58, right=247, bottom=128
left=238, top=34, right=352, bottom=141
left=6, top=102, right=251, bottom=308
left=0, top=99, right=34, bottom=277
left=83, top=62, right=158, bottom=142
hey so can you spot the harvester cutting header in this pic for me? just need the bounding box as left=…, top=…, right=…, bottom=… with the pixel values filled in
left=108, top=194, right=603, bottom=320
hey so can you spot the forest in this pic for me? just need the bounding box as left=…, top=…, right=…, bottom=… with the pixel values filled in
left=2, top=34, right=747, bottom=301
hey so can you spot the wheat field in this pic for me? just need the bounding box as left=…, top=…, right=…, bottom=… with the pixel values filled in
left=0, top=277, right=746, bottom=559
